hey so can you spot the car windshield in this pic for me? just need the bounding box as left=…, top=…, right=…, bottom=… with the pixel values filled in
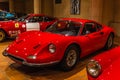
left=46, top=20, right=81, bottom=36
left=15, top=15, right=29, bottom=22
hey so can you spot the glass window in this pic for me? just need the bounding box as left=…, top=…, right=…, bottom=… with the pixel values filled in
left=46, top=20, right=81, bottom=36
left=44, top=17, right=55, bottom=22
left=15, top=15, right=29, bottom=22
left=29, top=16, right=43, bottom=22
left=82, top=23, right=97, bottom=35
left=96, top=23, right=102, bottom=31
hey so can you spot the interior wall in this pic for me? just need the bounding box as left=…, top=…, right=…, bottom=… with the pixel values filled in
left=12, top=0, right=33, bottom=16
left=114, top=0, right=120, bottom=22
left=102, top=0, right=114, bottom=25
left=90, top=0, right=103, bottom=23
left=14, top=0, right=25, bottom=13
left=25, top=0, right=34, bottom=14
left=53, top=0, right=91, bottom=19
left=41, top=0, right=54, bottom=16
left=0, top=2, right=9, bottom=11
left=111, top=0, right=120, bottom=36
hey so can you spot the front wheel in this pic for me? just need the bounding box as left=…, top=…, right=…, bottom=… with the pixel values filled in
left=60, top=45, right=79, bottom=71
left=104, top=34, right=114, bottom=50
left=0, top=30, right=6, bottom=42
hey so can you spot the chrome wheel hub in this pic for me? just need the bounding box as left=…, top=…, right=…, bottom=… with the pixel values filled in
left=66, top=50, right=77, bottom=67
left=108, top=36, right=113, bottom=48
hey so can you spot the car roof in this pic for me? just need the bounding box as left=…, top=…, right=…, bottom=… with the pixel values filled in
left=28, top=14, right=45, bottom=16
left=28, top=14, right=55, bottom=18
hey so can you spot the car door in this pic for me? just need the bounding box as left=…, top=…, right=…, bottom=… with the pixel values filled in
left=26, top=16, right=42, bottom=31
left=82, top=22, right=104, bottom=54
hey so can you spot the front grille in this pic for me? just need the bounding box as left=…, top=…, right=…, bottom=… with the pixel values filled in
left=8, top=54, right=24, bottom=63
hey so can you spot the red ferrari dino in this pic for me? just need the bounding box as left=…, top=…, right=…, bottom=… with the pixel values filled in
left=0, top=14, right=57, bottom=42
left=86, top=46, right=120, bottom=80
left=3, top=18, right=114, bottom=71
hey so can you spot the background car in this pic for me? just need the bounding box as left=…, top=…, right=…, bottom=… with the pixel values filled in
left=0, top=10, right=17, bottom=21
left=0, top=14, right=58, bottom=42
left=3, top=18, right=114, bottom=71
left=86, top=46, right=120, bottom=80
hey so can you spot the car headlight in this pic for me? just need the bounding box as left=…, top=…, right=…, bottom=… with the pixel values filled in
left=27, top=55, right=36, bottom=59
left=86, top=59, right=101, bottom=77
left=48, top=44, right=56, bottom=53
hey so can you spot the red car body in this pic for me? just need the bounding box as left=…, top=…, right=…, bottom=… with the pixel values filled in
left=87, top=46, right=120, bottom=80
left=3, top=18, right=115, bottom=71
left=0, top=14, right=57, bottom=42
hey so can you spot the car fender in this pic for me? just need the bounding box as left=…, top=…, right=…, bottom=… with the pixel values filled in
left=56, top=38, right=81, bottom=61
left=0, top=28, right=8, bottom=36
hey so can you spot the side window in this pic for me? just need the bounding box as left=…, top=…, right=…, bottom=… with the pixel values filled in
left=29, top=16, right=43, bottom=22
left=96, top=23, right=102, bottom=31
left=38, top=16, right=43, bottom=22
left=29, top=16, right=38, bottom=22
left=68, top=22, right=81, bottom=35
left=44, top=17, right=55, bottom=22
left=82, top=23, right=97, bottom=35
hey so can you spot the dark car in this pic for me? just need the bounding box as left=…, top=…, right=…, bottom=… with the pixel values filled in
left=0, top=10, right=17, bottom=21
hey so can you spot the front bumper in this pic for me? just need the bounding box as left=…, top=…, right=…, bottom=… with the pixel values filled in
left=2, top=51, right=60, bottom=66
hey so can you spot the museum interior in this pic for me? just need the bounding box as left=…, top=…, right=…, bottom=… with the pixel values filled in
left=0, top=0, right=120, bottom=80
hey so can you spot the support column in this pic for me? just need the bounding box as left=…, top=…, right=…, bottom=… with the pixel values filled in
left=9, top=0, right=14, bottom=12
left=34, top=0, right=41, bottom=14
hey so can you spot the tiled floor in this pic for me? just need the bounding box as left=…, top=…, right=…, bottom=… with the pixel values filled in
left=0, top=37, right=119, bottom=80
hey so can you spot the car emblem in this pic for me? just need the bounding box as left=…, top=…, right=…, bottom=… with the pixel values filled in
left=15, top=23, right=19, bottom=28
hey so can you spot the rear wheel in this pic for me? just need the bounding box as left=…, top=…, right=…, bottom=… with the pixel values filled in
left=60, top=45, right=79, bottom=71
left=104, top=34, right=114, bottom=49
left=0, top=30, right=6, bottom=42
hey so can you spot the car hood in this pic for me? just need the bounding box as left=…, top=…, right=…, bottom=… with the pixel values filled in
left=7, top=31, right=68, bottom=57
left=96, top=57, right=120, bottom=80
left=0, top=20, right=13, bottom=24
left=0, top=20, right=24, bottom=27
left=0, top=20, right=14, bottom=27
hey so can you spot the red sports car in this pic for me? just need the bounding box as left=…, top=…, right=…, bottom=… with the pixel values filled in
left=86, top=46, right=120, bottom=80
left=3, top=18, right=114, bottom=71
left=0, top=14, right=57, bottom=42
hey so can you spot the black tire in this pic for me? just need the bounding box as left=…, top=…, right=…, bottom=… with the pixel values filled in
left=104, top=33, right=114, bottom=50
left=0, top=30, right=6, bottom=42
left=60, top=45, right=79, bottom=71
